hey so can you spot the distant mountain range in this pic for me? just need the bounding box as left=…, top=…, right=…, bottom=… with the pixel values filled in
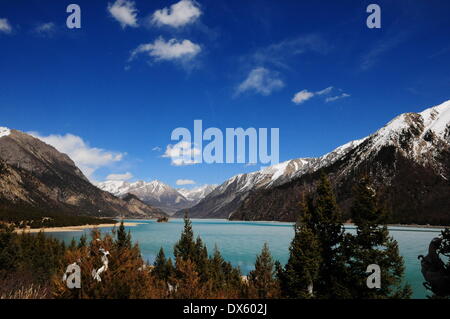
left=175, top=100, right=450, bottom=224
left=0, top=129, right=167, bottom=224
left=1, top=100, right=449, bottom=225
left=96, top=181, right=217, bottom=215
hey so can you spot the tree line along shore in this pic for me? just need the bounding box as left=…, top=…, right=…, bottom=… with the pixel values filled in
left=1, top=174, right=447, bottom=299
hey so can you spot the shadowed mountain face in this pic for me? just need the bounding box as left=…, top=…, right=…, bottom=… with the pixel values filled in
left=180, top=101, right=450, bottom=224
left=121, top=193, right=168, bottom=219
left=0, top=129, right=166, bottom=221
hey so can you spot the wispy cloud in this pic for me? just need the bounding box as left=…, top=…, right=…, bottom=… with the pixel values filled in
left=151, top=0, right=201, bottom=28
left=30, top=132, right=124, bottom=180
left=162, top=141, right=201, bottom=166
left=325, top=93, right=350, bottom=103
left=235, top=67, right=284, bottom=96
left=33, top=22, right=56, bottom=37
left=359, top=33, right=406, bottom=71
left=0, top=18, right=12, bottom=34
left=316, top=86, right=333, bottom=96
left=108, top=0, right=139, bottom=29
left=176, top=179, right=196, bottom=185
left=152, top=146, right=162, bottom=152
left=292, top=86, right=337, bottom=105
left=130, top=37, right=201, bottom=62
left=106, top=172, right=133, bottom=181
left=243, top=34, right=330, bottom=70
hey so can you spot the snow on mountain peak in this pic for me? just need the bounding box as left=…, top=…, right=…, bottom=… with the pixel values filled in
left=419, top=100, right=450, bottom=139
left=367, top=100, right=450, bottom=154
left=0, top=127, right=11, bottom=138
left=178, top=184, right=218, bottom=202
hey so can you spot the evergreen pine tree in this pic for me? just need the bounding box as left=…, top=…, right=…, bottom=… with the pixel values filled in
left=347, top=176, right=412, bottom=298
left=248, top=243, right=280, bottom=298
left=194, top=237, right=210, bottom=282
left=278, top=198, right=322, bottom=298
left=116, top=220, right=131, bottom=249
left=174, top=213, right=196, bottom=261
left=279, top=174, right=349, bottom=298
left=312, top=173, right=348, bottom=298
left=153, top=247, right=171, bottom=281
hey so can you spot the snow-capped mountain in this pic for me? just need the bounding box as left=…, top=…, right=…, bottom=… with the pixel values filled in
left=0, top=127, right=11, bottom=138
left=96, top=180, right=216, bottom=214
left=178, top=100, right=450, bottom=222
left=173, top=139, right=367, bottom=219
left=177, top=185, right=218, bottom=205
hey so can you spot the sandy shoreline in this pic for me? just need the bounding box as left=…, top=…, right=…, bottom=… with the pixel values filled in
left=13, top=220, right=447, bottom=234
left=15, top=222, right=144, bottom=233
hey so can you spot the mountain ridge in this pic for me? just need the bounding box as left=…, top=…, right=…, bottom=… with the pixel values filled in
left=0, top=129, right=167, bottom=225
left=96, top=180, right=217, bottom=214
left=177, top=100, right=450, bottom=222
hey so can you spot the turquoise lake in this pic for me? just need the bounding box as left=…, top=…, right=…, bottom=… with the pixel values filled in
left=47, top=219, right=444, bottom=299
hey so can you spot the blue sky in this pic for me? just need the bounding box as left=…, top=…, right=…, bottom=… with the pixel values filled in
left=0, top=0, right=449, bottom=187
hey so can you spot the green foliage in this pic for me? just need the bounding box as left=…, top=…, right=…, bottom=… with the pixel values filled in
left=248, top=243, right=280, bottom=298
left=115, top=220, right=132, bottom=250
left=171, top=214, right=244, bottom=298
left=0, top=206, right=116, bottom=229
left=173, top=213, right=196, bottom=260
left=0, top=183, right=413, bottom=299
left=279, top=218, right=322, bottom=298
left=0, top=226, right=65, bottom=297
left=280, top=173, right=349, bottom=298
left=153, top=248, right=174, bottom=282
left=344, top=176, right=412, bottom=298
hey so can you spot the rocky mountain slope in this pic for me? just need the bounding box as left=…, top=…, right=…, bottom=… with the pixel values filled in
left=173, top=140, right=367, bottom=219
left=0, top=129, right=165, bottom=223
left=179, top=100, right=450, bottom=224
left=97, top=180, right=216, bottom=214
left=121, top=193, right=168, bottom=218
left=177, top=185, right=217, bottom=205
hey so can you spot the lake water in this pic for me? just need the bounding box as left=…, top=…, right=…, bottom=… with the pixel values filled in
left=47, top=219, right=444, bottom=299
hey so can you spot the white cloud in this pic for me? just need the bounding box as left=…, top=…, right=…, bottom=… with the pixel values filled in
left=162, top=141, right=201, bottom=166
left=30, top=132, right=124, bottom=180
left=106, top=172, right=133, bottom=181
left=0, top=18, right=12, bottom=34
left=152, top=0, right=201, bottom=28
left=130, top=37, right=201, bottom=62
left=236, top=67, right=284, bottom=96
left=34, top=22, right=56, bottom=36
left=176, top=179, right=196, bottom=186
left=316, top=86, right=333, bottom=95
left=292, top=86, right=349, bottom=105
left=108, top=0, right=138, bottom=29
left=292, top=90, right=314, bottom=105
left=325, top=93, right=350, bottom=103
left=152, top=146, right=162, bottom=152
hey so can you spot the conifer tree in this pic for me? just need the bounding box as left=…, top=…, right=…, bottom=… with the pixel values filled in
left=346, top=176, right=412, bottom=298
left=279, top=174, right=349, bottom=298
left=278, top=198, right=322, bottom=298
left=116, top=220, right=131, bottom=249
left=194, top=237, right=210, bottom=281
left=174, top=213, right=196, bottom=261
left=312, top=173, right=348, bottom=298
left=153, top=247, right=171, bottom=281
left=248, top=243, right=280, bottom=298
left=208, top=245, right=243, bottom=297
